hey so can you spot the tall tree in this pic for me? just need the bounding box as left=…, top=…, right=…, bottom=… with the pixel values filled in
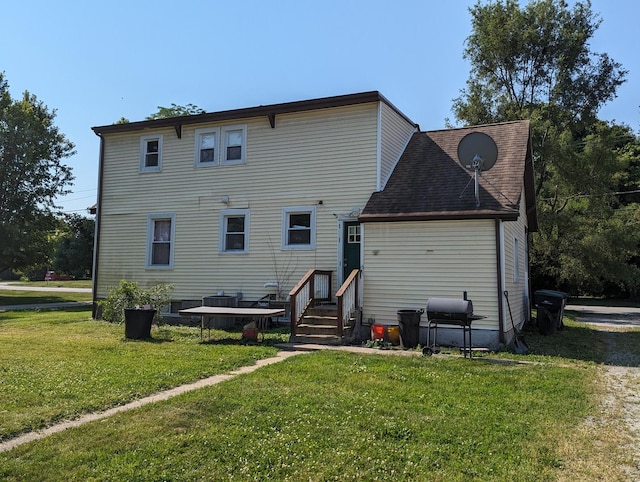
left=452, top=0, right=637, bottom=296
left=53, top=214, right=95, bottom=279
left=0, top=72, right=75, bottom=273
left=145, top=103, right=204, bottom=120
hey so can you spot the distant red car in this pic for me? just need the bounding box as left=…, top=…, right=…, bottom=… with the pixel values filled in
left=45, top=271, right=74, bottom=281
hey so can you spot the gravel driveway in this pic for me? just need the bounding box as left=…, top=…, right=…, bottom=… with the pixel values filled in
left=567, top=303, right=640, bottom=329
left=566, top=303, right=640, bottom=478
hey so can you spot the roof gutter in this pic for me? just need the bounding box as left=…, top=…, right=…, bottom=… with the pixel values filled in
left=359, top=211, right=520, bottom=223
left=91, top=91, right=418, bottom=136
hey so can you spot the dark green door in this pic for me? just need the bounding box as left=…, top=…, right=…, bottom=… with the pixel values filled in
left=343, top=222, right=361, bottom=281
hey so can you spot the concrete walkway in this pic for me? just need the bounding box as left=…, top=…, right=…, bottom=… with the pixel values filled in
left=3, top=296, right=637, bottom=455
left=0, top=282, right=92, bottom=293
left=0, top=282, right=92, bottom=312
left=0, top=350, right=307, bottom=453
left=0, top=339, right=430, bottom=453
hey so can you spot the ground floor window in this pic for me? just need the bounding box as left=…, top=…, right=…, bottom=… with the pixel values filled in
left=220, top=209, right=250, bottom=253
left=282, top=206, right=316, bottom=250
left=147, top=213, right=175, bottom=268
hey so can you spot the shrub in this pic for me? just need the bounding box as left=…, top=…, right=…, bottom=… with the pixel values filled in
left=99, top=279, right=173, bottom=324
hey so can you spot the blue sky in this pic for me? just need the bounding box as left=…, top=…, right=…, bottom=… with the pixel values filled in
left=2, top=0, right=639, bottom=215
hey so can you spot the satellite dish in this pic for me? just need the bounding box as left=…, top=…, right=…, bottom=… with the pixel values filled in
left=457, top=132, right=498, bottom=172
left=457, top=132, right=499, bottom=207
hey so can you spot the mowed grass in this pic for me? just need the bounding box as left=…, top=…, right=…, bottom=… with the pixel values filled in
left=0, top=289, right=93, bottom=305
left=0, top=350, right=611, bottom=481
left=0, top=306, right=637, bottom=480
left=0, top=308, right=284, bottom=441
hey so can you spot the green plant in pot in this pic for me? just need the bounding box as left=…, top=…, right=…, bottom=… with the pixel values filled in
left=99, top=280, right=174, bottom=339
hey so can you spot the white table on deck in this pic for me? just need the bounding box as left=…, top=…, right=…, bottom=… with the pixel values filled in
left=179, top=306, right=285, bottom=341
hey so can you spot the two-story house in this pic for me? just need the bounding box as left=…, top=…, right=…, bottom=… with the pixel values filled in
left=91, top=91, right=536, bottom=350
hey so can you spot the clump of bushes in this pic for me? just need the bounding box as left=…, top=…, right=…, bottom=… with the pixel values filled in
left=99, top=279, right=173, bottom=324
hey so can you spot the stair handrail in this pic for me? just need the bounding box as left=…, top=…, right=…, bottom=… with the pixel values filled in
left=336, top=269, right=360, bottom=336
left=289, top=269, right=332, bottom=336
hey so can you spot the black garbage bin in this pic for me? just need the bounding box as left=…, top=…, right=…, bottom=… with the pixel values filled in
left=124, top=309, right=156, bottom=339
left=397, top=309, right=423, bottom=348
left=534, top=290, right=569, bottom=335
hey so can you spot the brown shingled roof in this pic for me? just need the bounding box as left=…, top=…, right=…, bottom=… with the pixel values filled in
left=361, top=120, right=537, bottom=231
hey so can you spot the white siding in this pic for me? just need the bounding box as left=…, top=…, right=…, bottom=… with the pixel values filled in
left=379, top=102, right=416, bottom=189
left=97, top=103, right=381, bottom=300
left=502, top=188, right=530, bottom=329
left=362, top=220, right=499, bottom=331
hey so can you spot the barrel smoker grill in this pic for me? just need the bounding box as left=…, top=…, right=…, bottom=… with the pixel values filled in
left=424, top=297, right=484, bottom=358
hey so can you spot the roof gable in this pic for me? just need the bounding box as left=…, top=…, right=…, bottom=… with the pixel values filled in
left=361, top=120, right=537, bottom=229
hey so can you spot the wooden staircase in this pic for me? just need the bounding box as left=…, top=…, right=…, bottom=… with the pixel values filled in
left=290, top=305, right=342, bottom=345
left=288, top=268, right=360, bottom=346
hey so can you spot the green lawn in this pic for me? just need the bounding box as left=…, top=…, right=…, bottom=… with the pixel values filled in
left=0, top=308, right=285, bottom=441
left=0, top=307, right=637, bottom=480
left=0, top=289, right=93, bottom=305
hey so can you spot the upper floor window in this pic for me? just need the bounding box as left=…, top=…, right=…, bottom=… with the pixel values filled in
left=220, top=209, right=250, bottom=253
left=221, top=125, right=246, bottom=165
left=140, top=134, right=163, bottom=172
left=282, top=206, right=316, bottom=250
left=195, top=128, right=219, bottom=166
left=147, top=213, right=175, bottom=268
left=193, top=125, right=246, bottom=167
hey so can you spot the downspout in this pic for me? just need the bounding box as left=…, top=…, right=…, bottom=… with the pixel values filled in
left=495, top=220, right=505, bottom=344
left=91, top=133, right=105, bottom=319
left=525, top=228, right=532, bottom=322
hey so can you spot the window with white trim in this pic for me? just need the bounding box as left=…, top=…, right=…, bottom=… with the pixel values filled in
left=220, top=209, right=250, bottom=253
left=194, top=127, right=220, bottom=166
left=221, top=125, right=246, bottom=165
left=282, top=207, right=316, bottom=250
left=147, top=213, right=175, bottom=268
left=140, top=134, right=162, bottom=172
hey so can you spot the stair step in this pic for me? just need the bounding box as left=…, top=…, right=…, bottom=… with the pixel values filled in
left=307, top=305, right=337, bottom=315
left=302, top=315, right=339, bottom=326
left=297, top=323, right=340, bottom=336
left=290, top=334, right=342, bottom=345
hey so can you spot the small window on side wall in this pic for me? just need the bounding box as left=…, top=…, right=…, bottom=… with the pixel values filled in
left=220, top=209, right=250, bottom=253
left=147, top=213, right=175, bottom=269
left=221, top=125, right=246, bottom=165
left=282, top=207, right=316, bottom=250
left=514, top=235, right=520, bottom=282
left=140, top=134, right=163, bottom=172
left=195, top=128, right=219, bottom=166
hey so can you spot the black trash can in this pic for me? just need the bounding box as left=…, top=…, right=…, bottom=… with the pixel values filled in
left=124, top=309, right=156, bottom=339
left=534, top=290, right=569, bottom=335
left=397, top=309, right=423, bottom=349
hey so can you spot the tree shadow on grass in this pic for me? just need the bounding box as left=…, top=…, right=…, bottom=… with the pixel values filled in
left=522, top=322, right=640, bottom=367
left=0, top=295, right=90, bottom=306
left=122, top=336, right=174, bottom=344
left=198, top=326, right=290, bottom=348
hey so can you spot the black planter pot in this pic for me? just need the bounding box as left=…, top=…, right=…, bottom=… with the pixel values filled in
left=124, top=309, right=156, bottom=339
